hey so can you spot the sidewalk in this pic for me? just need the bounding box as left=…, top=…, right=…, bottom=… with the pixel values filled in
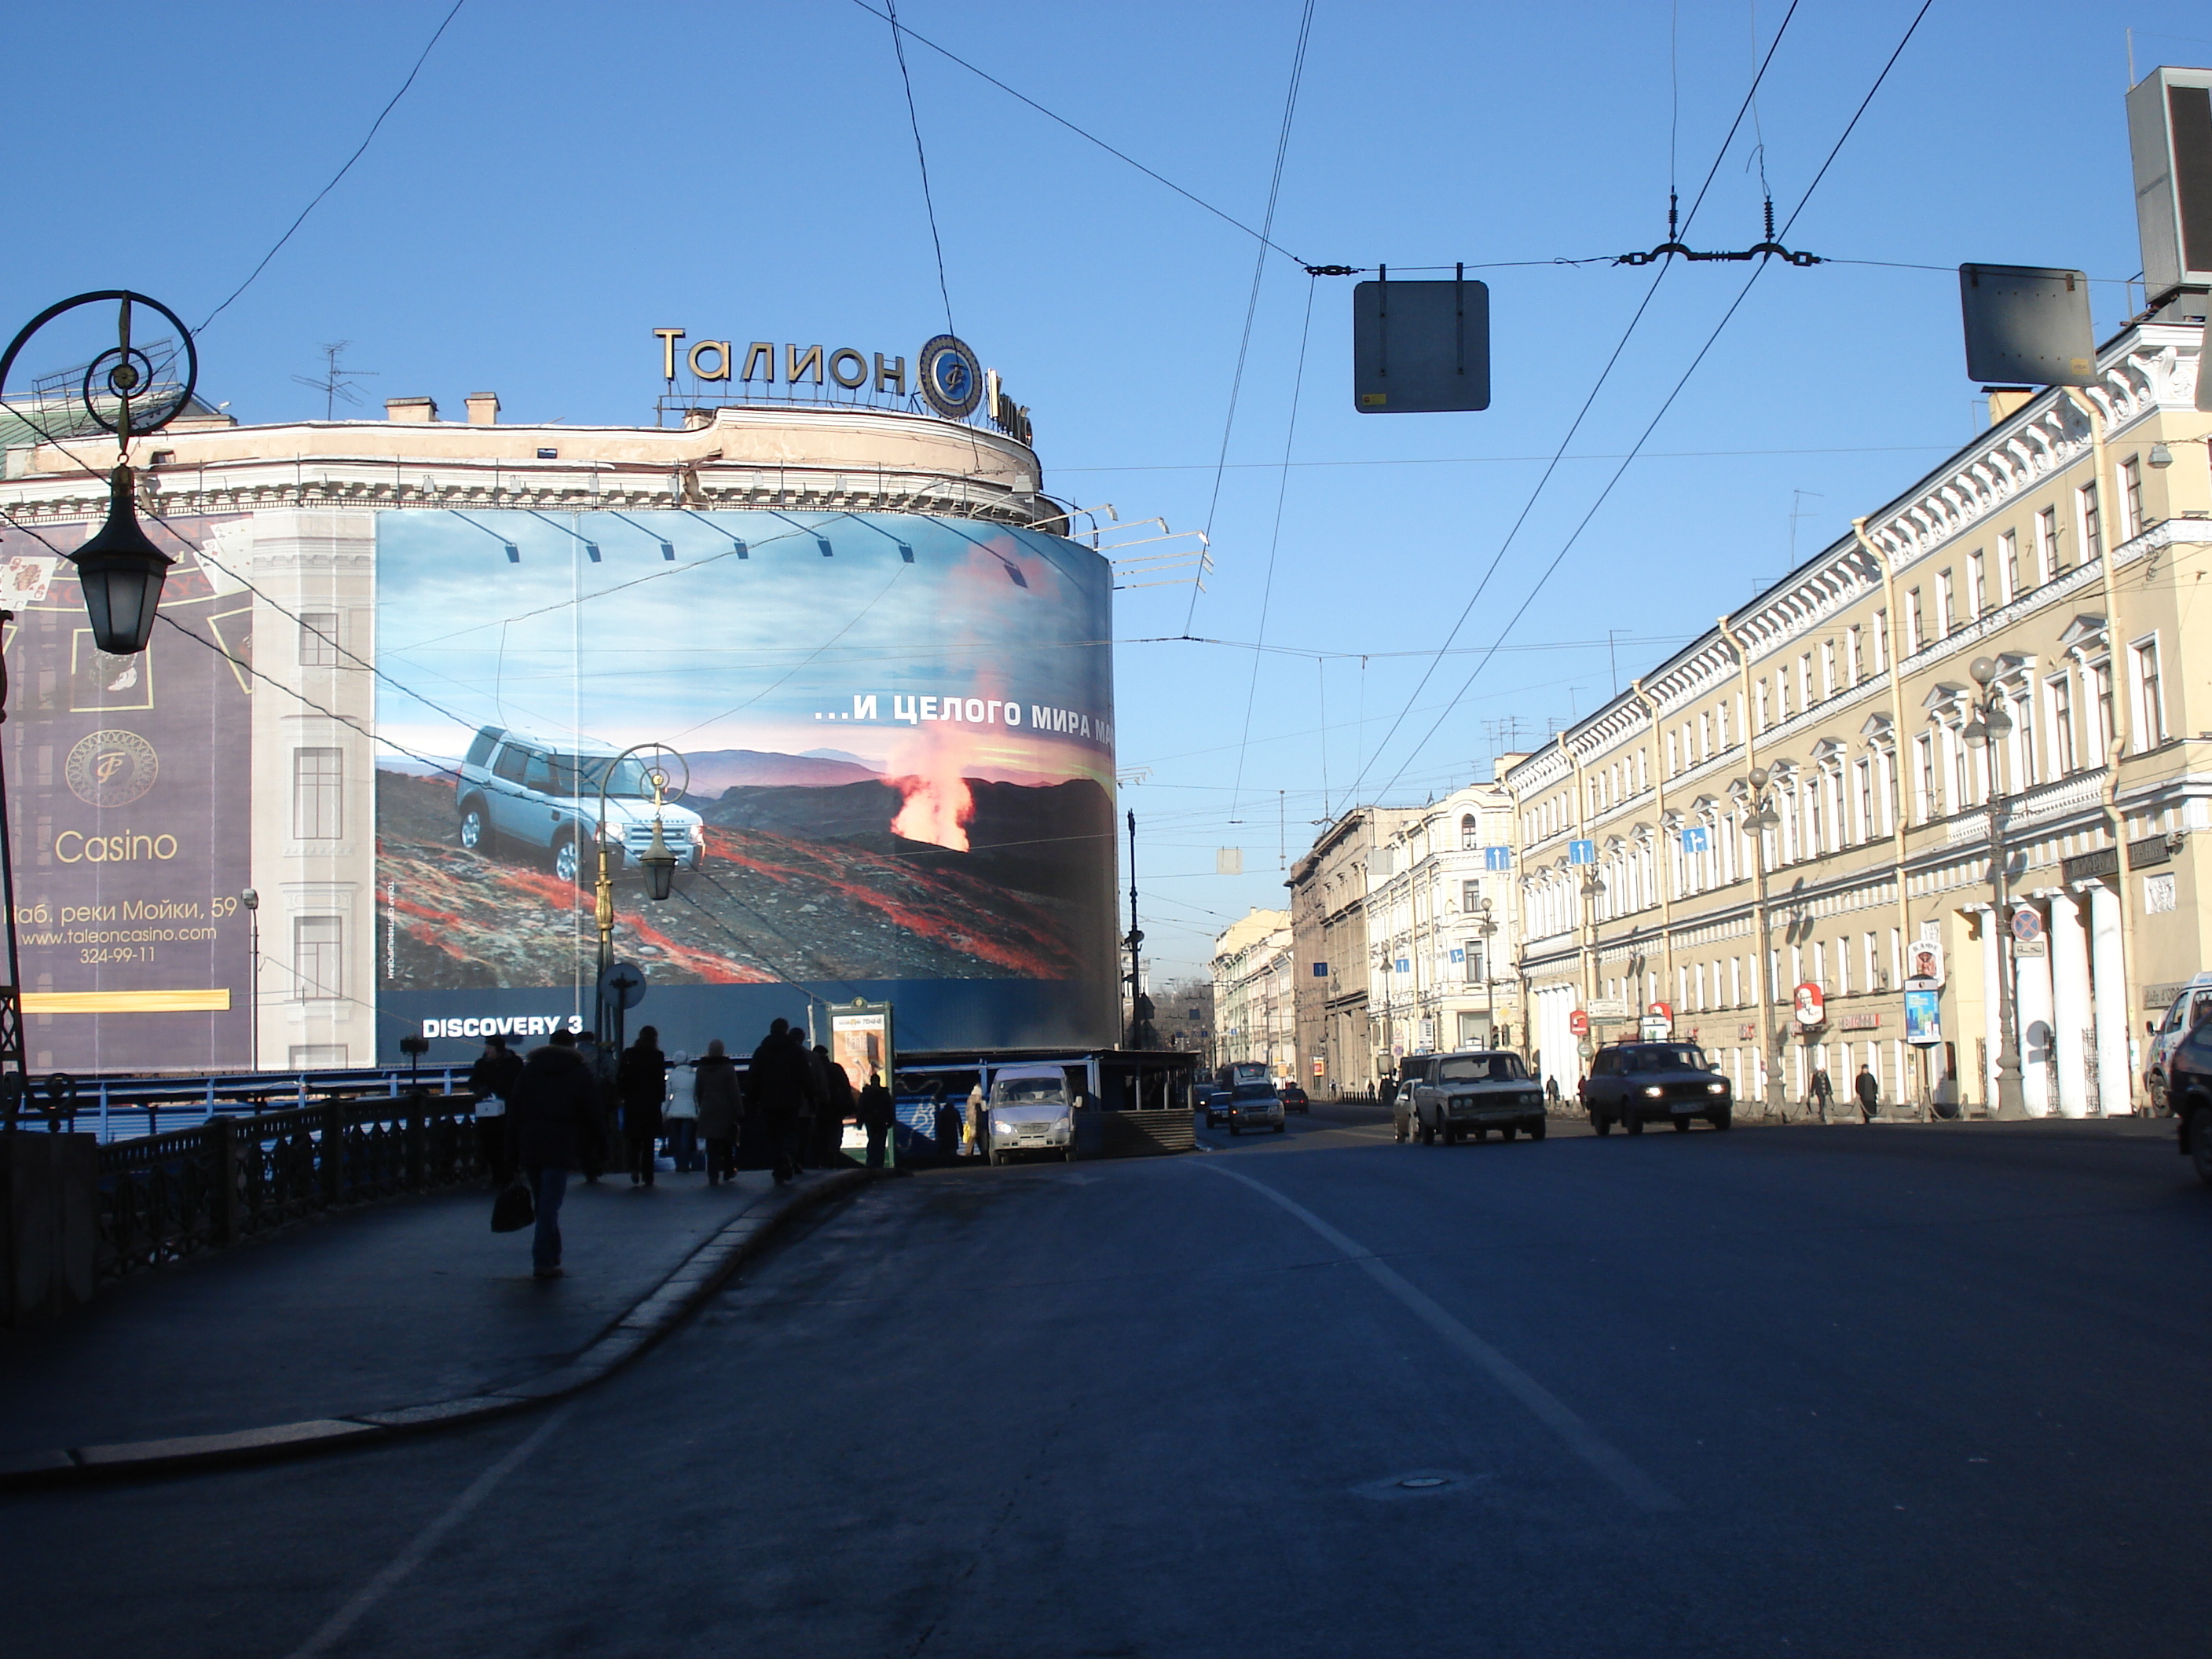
left=0, top=1164, right=877, bottom=1481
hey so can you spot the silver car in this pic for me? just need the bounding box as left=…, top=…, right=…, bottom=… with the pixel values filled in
left=1225, top=1084, right=1284, bottom=1135
left=1412, top=1049, right=1547, bottom=1144
left=456, top=726, right=705, bottom=888
left=987, top=1064, right=1077, bottom=1164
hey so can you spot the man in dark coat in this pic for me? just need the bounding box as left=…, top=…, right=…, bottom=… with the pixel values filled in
left=507, top=1029, right=601, bottom=1279
left=617, top=1025, right=668, bottom=1186
left=1854, top=1064, right=1880, bottom=1124
left=467, top=1033, right=524, bottom=1185
left=748, top=1017, right=812, bottom=1184
left=812, top=1043, right=854, bottom=1166
left=857, top=1070, right=895, bottom=1168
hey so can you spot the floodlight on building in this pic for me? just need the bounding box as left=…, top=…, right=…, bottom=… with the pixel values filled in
left=2148, top=442, right=2174, bottom=469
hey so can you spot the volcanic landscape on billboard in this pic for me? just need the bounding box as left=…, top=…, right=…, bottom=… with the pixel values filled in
left=373, top=510, right=1118, bottom=1025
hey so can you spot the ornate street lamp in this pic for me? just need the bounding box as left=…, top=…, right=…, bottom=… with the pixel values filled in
left=591, top=745, right=687, bottom=1065
left=1742, top=764, right=1789, bottom=1119
left=1961, top=655, right=2027, bottom=1119
left=1476, top=895, right=1500, bottom=1042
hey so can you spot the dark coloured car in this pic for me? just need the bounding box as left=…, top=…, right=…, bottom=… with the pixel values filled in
left=2161, top=1014, right=2212, bottom=1184
left=1200, top=1086, right=1232, bottom=1126
left=1278, top=1084, right=1309, bottom=1114
left=1580, top=1042, right=1732, bottom=1134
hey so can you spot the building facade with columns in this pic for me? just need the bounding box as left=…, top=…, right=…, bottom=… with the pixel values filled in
left=1288, top=804, right=1417, bottom=1097
left=1364, top=780, right=1525, bottom=1075
left=1504, top=314, right=2209, bottom=1116
left=1210, top=906, right=1293, bottom=1075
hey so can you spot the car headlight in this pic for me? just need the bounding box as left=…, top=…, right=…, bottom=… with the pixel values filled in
left=690, top=822, right=706, bottom=843
left=1643, top=1086, right=1664, bottom=1098
left=1707, top=1082, right=1727, bottom=1095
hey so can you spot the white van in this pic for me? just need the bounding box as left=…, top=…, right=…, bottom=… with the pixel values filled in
left=986, top=1064, right=1077, bottom=1164
left=2145, top=972, right=2212, bottom=1114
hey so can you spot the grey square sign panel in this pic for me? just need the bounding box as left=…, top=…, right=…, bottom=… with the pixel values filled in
left=1958, top=263, right=2097, bottom=387
left=1353, top=277, right=1491, bottom=413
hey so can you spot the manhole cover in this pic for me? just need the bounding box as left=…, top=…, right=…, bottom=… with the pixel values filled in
left=1399, top=1476, right=1448, bottom=1489
left=1352, top=1469, right=1488, bottom=1501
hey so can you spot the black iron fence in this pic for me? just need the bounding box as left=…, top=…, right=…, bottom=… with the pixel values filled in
left=96, top=1093, right=481, bottom=1284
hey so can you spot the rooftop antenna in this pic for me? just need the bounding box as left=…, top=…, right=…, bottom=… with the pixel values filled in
left=291, top=341, right=376, bottom=421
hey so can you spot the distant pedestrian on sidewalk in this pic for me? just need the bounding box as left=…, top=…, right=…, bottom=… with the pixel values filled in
left=695, top=1039, right=742, bottom=1185
left=508, top=1028, right=602, bottom=1280
left=749, top=1017, right=811, bottom=1185
left=467, top=1033, right=522, bottom=1185
left=664, top=1050, right=700, bottom=1173
left=619, top=1026, right=668, bottom=1185
left=1809, top=1067, right=1835, bottom=1124
left=859, top=1070, right=894, bottom=1167
left=1855, top=1064, right=1880, bottom=1124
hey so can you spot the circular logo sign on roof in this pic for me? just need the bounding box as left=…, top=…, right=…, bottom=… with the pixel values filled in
left=917, top=334, right=983, bottom=419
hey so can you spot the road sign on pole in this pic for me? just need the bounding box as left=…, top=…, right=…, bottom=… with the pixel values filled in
left=599, top=960, right=647, bottom=1010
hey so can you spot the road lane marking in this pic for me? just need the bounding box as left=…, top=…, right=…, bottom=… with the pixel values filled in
left=1202, top=1163, right=1680, bottom=1514
left=284, top=1403, right=576, bottom=1658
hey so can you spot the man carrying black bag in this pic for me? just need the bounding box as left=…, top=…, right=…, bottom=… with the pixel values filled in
left=505, top=1028, right=602, bottom=1279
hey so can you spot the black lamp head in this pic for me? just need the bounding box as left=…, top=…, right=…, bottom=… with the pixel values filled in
left=72, top=465, right=174, bottom=655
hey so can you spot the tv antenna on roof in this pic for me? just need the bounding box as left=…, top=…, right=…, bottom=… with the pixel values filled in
left=293, top=341, right=376, bottom=420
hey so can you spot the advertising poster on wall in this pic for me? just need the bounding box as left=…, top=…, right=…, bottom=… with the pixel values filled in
left=373, top=509, right=1118, bottom=1060
left=0, top=512, right=254, bottom=1073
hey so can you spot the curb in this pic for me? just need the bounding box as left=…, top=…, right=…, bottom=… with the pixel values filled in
left=0, top=1166, right=895, bottom=1489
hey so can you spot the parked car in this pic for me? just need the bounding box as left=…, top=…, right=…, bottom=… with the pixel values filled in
left=1411, top=1049, right=1547, bottom=1144
left=985, top=1064, right=1076, bottom=1164
left=1225, top=1082, right=1285, bottom=1135
left=1580, top=1042, right=1733, bottom=1134
left=1200, top=1086, right=1232, bottom=1126
left=456, top=725, right=705, bottom=888
left=2144, top=972, right=2212, bottom=1115
left=1278, top=1083, right=1309, bottom=1113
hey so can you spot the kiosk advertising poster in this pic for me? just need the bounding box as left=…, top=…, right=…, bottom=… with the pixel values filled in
left=374, top=509, right=1119, bottom=1060
left=0, top=513, right=254, bottom=1072
left=826, top=999, right=892, bottom=1097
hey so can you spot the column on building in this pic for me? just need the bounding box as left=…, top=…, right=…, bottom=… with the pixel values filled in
left=2084, top=881, right=2131, bottom=1116
left=2014, top=899, right=2055, bottom=1116
left=2049, top=888, right=2092, bottom=1117
left=1968, top=905, right=2001, bottom=1109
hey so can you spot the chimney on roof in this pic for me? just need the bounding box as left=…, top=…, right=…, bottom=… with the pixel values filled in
left=1983, top=386, right=2034, bottom=426
left=465, top=393, right=500, bottom=426
left=386, top=396, right=439, bottom=423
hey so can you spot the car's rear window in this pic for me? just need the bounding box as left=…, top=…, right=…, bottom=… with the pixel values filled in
left=1232, top=1083, right=1276, bottom=1100
left=1621, top=1045, right=1706, bottom=1071
left=1436, top=1054, right=1526, bottom=1082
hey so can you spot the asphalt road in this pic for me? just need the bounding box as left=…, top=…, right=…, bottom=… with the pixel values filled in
left=7, top=1101, right=2210, bottom=1657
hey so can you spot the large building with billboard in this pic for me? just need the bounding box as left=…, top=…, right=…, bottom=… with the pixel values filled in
left=0, top=334, right=1121, bottom=1071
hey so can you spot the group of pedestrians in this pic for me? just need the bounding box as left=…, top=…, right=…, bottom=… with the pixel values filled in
left=466, top=1017, right=899, bottom=1279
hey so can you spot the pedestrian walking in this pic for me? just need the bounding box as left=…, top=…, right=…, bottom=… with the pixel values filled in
left=695, top=1040, right=742, bottom=1184
left=507, top=1028, right=602, bottom=1280
left=467, top=1033, right=523, bottom=1185
left=619, top=1025, right=668, bottom=1185
left=663, top=1050, right=700, bottom=1173
left=1855, top=1064, right=1880, bottom=1123
left=858, top=1069, right=895, bottom=1168
left=1809, top=1067, right=1835, bottom=1124
left=963, top=1080, right=986, bottom=1159
left=813, top=1043, right=854, bottom=1166
left=749, top=1017, right=811, bottom=1184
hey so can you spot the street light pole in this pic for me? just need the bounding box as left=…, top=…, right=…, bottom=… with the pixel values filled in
left=1478, top=896, right=1499, bottom=1043
left=592, top=746, right=683, bottom=1077
left=1962, top=656, right=2027, bottom=1119
left=1743, top=765, right=1789, bottom=1120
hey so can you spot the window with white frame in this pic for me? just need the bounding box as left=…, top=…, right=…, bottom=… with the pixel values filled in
left=1914, top=734, right=1937, bottom=821
left=2038, top=505, right=2062, bottom=578
left=2090, top=659, right=2115, bottom=764
left=1821, top=639, right=1837, bottom=698
left=295, top=915, right=343, bottom=1002
left=1873, top=611, right=1889, bottom=670
left=2133, top=635, right=2166, bottom=745
left=2078, top=482, right=2102, bottom=560
left=292, top=748, right=342, bottom=840
left=298, top=612, right=340, bottom=667
left=2122, top=456, right=2144, bottom=540
left=1864, top=932, right=1880, bottom=991
left=1459, top=814, right=1478, bottom=849
left=2000, top=529, right=2020, bottom=602
left=1968, top=549, right=1987, bottom=615
left=1756, top=680, right=1770, bottom=731
left=1848, top=625, right=1864, bottom=683
left=1855, top=759, right=1873, bottom=841
left=1800, top=654, right=1815, bottom=712
left=1937, top=570, right=1955, bottom=636
left=2047, top=673, right=2078, bottom=775
left=1907, top=588, right=1925, bottom=652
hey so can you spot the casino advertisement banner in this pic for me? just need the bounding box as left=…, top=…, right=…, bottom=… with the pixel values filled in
left=374, top=507, right=1119, bottom=1060
left=0, top=512, right=252, bottom=1073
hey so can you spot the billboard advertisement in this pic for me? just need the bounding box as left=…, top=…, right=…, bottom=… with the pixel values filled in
left=0, top=511, right=254, bottom=1073
left=374, top=508, right=1118, bottom=1061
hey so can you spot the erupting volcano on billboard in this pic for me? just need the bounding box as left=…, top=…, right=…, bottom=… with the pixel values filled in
left=373, top=508, right=1118, bottom=1059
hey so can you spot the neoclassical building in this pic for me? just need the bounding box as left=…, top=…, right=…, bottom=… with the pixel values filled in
left=1505, top=313, right=2209, bottom=1116
left=1209, top=907, right=1292, bottom=1075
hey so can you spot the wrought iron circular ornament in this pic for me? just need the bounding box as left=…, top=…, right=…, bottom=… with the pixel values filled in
left=0, top=291, right=199, bottom=442
left=64, top=729, right=159, bottom=807
left=916, top=333, right=983, bottom=419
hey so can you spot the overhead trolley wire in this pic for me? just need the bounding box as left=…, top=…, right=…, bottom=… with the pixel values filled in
left=1360, top=0, right=1939, bottom=808
left=1186, top=0, right=1319, bottom=635
left=1330, top=0, right=1810, bottom=810
left=197, top=0, right=470, bottom=334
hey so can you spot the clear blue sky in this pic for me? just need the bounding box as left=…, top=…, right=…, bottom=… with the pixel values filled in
left=5, top=0, right=2198, bottom=981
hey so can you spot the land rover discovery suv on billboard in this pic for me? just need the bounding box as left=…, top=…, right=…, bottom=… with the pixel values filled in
left=456, top=727, right=705, bottom=887
left=1411, top=1049, right=1547, bottom=1144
